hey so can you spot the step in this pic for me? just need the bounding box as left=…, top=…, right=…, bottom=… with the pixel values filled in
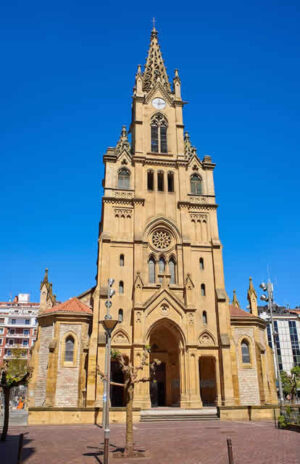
left=140, top=407, right=219, bottom=422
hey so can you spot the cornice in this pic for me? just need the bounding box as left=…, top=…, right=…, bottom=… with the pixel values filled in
left=178, top=201, right=217, bottom=210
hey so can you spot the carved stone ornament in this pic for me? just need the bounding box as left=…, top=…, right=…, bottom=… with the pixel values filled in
left=136, top=311, right=142, bottom=323
left=152, top=229, right=172, bottom=250
left=114, top=208, right=132, bottom=218
left=115, top=126, right=131, bottom=156
left=184, top=132, right=197, bottom=159
left=161, top=304, right=169, bottom=316
left=113, top=331, right=129, bottom=344
left=199, top=332, right=215, bottom=346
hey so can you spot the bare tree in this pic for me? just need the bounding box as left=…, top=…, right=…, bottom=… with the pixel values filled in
left=98, top=347, right=160, bottom=457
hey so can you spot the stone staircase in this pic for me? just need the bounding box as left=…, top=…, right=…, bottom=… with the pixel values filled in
left=141, top=407, right=219, bottom=422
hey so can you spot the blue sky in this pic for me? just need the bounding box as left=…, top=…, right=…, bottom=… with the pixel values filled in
left=1, top=0, right=299, bottom=308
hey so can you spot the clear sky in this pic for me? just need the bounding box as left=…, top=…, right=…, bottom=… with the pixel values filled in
left=1, top=0, right=299, bottom=308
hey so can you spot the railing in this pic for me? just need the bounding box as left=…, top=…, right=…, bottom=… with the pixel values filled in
left=6, top=333, right=30, bottom=338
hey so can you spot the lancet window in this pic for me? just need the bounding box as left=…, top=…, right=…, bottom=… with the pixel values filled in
left=118, top=168, right=130, bottom=189
left=169, top=257, right=176, bottom=284
left=65, top=335, right=74, bottom=362
left=190, top=174, right=202, bottom=195
left=151, top=113, right=168, bottom=153
left=241, top=340, right=251, bottom=363
left=148, top=257, right=156, bottom=283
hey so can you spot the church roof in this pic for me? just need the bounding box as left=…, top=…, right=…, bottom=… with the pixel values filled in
left=142, top=27, right=171, bottom=93
left=229, top=304, right=255, bottom=318
left=43, top=297, right=92, bottom=315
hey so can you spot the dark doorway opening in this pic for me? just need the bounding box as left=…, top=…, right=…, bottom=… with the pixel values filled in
left=199, top=357, right=217, bottom=406
left=150, top=362, right=166, bottom=407
left=110, top=361, right=125, bottom=406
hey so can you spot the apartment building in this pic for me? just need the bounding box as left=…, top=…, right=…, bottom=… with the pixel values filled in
left=0, top=293, right=39, bottom=364
left=258, top=305, right=300, bottom=373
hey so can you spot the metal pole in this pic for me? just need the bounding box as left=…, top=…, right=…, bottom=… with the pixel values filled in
left=267, top=281, right=284, bottom=404
left=103, top=329, right=112, bottom=464
left=17, top=433, right=24, bottom=464
left=226, top=438, right=234, bottom=464
left=102, top=332, right=109, bottom=428
left=103, top=278, right=113, bottom=464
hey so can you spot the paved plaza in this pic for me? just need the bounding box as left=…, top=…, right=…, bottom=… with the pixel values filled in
left=0, top=420, right=299, bottom=464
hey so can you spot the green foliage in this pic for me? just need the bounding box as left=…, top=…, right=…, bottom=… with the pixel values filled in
left=1, top=349, right=28, bottom=387
left=278, top=415, right=287, bottom=429
left=111, top=349, right=121, bottom=359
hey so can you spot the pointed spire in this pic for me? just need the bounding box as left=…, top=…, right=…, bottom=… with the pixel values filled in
left=142, top=28, right=171, bottom=93
left=40, top=268, right=49, bottom=290
left=247, top=277, right=258, bottom=316
left=115, top=125, right=131, bottom=156
left=247, top=277, right=257, bottom=300
left=184, top=132, right=197, bottom=158
left=232, top=290, right=240, bottom=308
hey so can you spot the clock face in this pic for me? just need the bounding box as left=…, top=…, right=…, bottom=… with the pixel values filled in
left=152, top=98, right=166, bottom=110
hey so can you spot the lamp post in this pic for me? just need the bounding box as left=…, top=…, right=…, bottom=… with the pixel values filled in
left=100, top=279, right=119, bottom=464
left=260, top=280, right=284, bottom=404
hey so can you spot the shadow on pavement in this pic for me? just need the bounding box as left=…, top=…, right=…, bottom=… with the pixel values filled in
left=0, top=432, right=35, bottom=464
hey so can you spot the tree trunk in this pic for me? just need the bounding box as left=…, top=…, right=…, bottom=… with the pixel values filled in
left=1, top=387, right=10, bottom=441
left=125, top=383, right=134, bottom=455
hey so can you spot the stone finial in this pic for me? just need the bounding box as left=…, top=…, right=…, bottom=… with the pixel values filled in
left=173, top=69, right=181, bottom=98
left=115, top=126, right=131, bottom=156
left=142, top=27, right=171, bottom=93
left=247, top=277, right=258, bottom=316
left=40, top=268, right=56, bottom=312
left=184, top=132, right=197, bottom=159
left=232, top=290, right=240, bottom=308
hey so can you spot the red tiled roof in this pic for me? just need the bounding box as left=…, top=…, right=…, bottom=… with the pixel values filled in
left=229, top=304, right=256, bottom=318
left=289, top=309, right=300, bottom=314
left=43, top=297, right=92, bottom=315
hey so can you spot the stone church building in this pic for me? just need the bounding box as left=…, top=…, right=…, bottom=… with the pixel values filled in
left=29, top=27, right=278, bottom=423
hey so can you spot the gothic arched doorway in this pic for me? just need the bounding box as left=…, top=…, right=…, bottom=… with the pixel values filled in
left=148, top=319, right=182, bottom=407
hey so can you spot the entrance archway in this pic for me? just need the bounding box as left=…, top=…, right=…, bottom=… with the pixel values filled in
left=148, top=319, right=182, bottom=407
left=199, top=356, right=217, bottom=405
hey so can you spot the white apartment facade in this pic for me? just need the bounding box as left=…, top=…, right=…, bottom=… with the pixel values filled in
left=0, top=293, right=39, bottom=364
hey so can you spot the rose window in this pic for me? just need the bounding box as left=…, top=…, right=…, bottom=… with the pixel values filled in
left=152, top=230, right=171, bottom=250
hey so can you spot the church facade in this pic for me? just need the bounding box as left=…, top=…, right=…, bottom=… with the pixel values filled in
left=28, top=28, right=278, bottom=423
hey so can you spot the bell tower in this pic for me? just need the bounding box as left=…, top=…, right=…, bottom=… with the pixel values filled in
left=86, top=27, right=235, bottom=409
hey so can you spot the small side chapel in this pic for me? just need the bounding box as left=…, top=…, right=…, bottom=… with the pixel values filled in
left=28, top=27, right=278, bottom=422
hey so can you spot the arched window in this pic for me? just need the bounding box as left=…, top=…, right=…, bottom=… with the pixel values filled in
left=151, top=113, right=168, bottom=153
left=120, top=254, right=124, bottom=266
left=241, top=340, right=251, bottom=363
left=148, top=257, right=156, bottom=283
left=147, top=170, right=154, bottom=191
left=118, top=309, right=123, bottom=322
left=202, top=311, right=207, bottom=325
left=201, top=283, right=206, bottom=296
left=159, top=257, right=166, bottom=282
left=167, top=172, right=174, bottom=192
left=65, top=335, right=74, bottom=362
left=157, top=171, right=164, bottom=191
left=199, top=257, right=204, bottom=270
left=169, top=257, right=176, bottom=284
left=118, top=168, right=130, bottom=189
left=190, top=174, right=202, bottom=195
left=119, top=281, right=124, bottom=294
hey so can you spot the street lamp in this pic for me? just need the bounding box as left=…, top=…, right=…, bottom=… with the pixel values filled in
left=100, top=278, right=119, bottom=464
left=260, top=280, right=284, bottom=405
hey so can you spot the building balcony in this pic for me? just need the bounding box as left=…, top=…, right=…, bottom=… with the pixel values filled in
left=6, top=333, right=30, bottom=338
left=6, top=322, right=36, bottom=328
left=5, top=344, right=30, bottom=349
